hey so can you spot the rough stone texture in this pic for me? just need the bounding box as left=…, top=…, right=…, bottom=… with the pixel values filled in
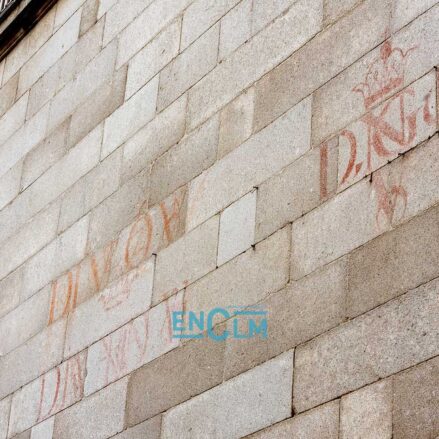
left=161, top=351, right=294, bottom=439
left=340, top=380, right=393, bottom=439
left=246, top=400, right=339, bottom=438
left=126, top=336, right=225, bottom=426
left=187, top=96, right=311, bottom=231
left=30, top=417, right=54, bottom=439
left=219, top=0, right=252, bottom=61
left=122, top=95, right=186, bottom=181
left=393, top=356, right=439, bottom=439
left=21, top=119, right=69, bottom=191
left=0, top=319, right=66, bottom=400
left=8, top=352, right=86, bottom=436
left=149, top=114, right=219, bottom=205
left=180, top=0, right=240, bottom=50
left=187, top=0, right=322, bottom=130
left=224, top=258, right=346, bottom=379
left=185, top=226, right=290, bottom=326
left=294, top=278, right=439, bottom=412
left=218, top=87, right=254, bottom=159
left=153, top=215, right=219, bottom=305
left=157, top=23, right=219, bottom=112
left=112, top=416, right=161, bottom=439
left=64, top=259, right=154, bottom=358
left=52, top=378, right=128, bottom=439
left=84, top=291, right=182, bottom=395
left=217, top=190, right=256, bottom=265
left=0, top=396, right=10, bottom=439
left=126, top=20, right=180, bottom=100
left=347, top=199, right=439, bottom=317
left=256, top=138, right=338, bottom=241
left=0, top=0, right=437, bottom=436
left=253, top=0, right=392, bottom=132
left=101, top=76, right=158, bottom=159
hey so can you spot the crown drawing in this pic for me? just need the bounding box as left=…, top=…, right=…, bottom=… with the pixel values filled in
left=353, top=41, right=415, bottom=109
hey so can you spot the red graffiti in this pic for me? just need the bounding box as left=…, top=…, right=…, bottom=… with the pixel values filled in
left=373, top=173, right=407, bottom=229
left=36, top=354, right=85, bottom=422
left=47, top=189, right=186, bottom=324
left=100, top=314, right=149, bottom=387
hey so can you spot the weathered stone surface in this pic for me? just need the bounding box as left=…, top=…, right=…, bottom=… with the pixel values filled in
left=116, top=0, right=193, bottom=68
left=187, top=96, right=311, bottom=231
left=0, top=286, right=50, bottom=357
left=21, top=215, right=89, bottom=301
left=101, top=76, right=158, bottom=159
left=21, top=119, right=69, bottom=191
left=256, top=138, right=337, bottom=241
left=126, top=19, right=180, bottom=99
left=187, top=0, right=321, bottom=130
left=294, top=278, right=439, bottom=412
left=48, top=40, right=117, bottom=133
left=153, top=215, right=219, bottom=305
left=122, top=95, right=186, bottom=181
left=79, top=0, right=99, bottom=35
left=0, top=396, right=10, bottom=439
left=58, top=148, right=122, bottom=233
left=337, top=71, right=436, bottom=191
left=68, top=65, right=127, bottom=148
left=323, top=0, right=360, bottom=25
left=180, top=0, right=240, bottom=50
left=185, top=226, right=290, bottom=327
left=54, top=0, right=87, bottom=30
left=251, top=0, right=298, bottom=34
left=340, top=380, right=392, bottom=439
left=0, top=92, right=28, bottom=147
left=0, top=319, right=66, bottom=400
left=157, top=23, right=219, bottom=112
left=161, top=351, right=294, bottom=439
left=30, top=417, right=54, bottom=439
left=218, top=190, right=256, bottom=265
left=149, top=115, right=218, bottom=205
left=224, top=258, right=346, bottom=379
left=218, top=88, right=254, bottom=159
left=84, top=291, right=182, bottom=395
left=87, top=169, right=149, bottom=252
left=8, top=352, right=86, bottom=436
left=17, top=11, right=81, bottom=95
left=3, top=9, right=55, bottom=84
left=0, top=203, right=59, bottom=283
left=102, top=0, right=154, bottom=46
left=64, top=258, right=154, bottom=358
left=219, top=0, right=251, bottom=61
left=52, top=378, right=127, bottom=439
left=0, top=123, right=101, bottom=246
left=27, top=19, right=104, bottom=119
left=347, top=199, right=439, bottom=317
left=0, top=161, right=22, bottom=211
left=1, top=0, right=437, bottom=434
left=0, top=74, right=18, bottom=118
left=253, top=0, right=391, bottom=132
left=112, top=416, right=161, bottom=439
left=126, top=336, right=225, bottom=426
left=0, top=269, right=21, bottom=319
left=312, top=6, right=439, bottom=149
left=291, top=178, right=379, bottom=279
left=393, top=356, right=439, bottom=439
left=0, top=104, right=49, bottom=184
left=391, top=0, right=437, bottom=31
left=246, top=400, right=339, bottom=438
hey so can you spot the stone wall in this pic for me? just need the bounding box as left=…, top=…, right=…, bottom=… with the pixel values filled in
left=0, top=0, right=438, bottom=437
